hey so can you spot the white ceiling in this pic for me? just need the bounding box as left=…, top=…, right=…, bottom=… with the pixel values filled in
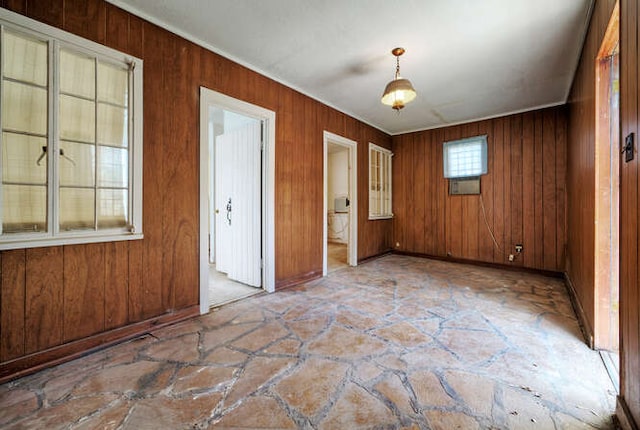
left=107, top=0, right=593, bottom=135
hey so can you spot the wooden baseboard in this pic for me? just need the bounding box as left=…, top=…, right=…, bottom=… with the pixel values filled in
left=392, top=250, right=564, bottom=278
left=0, top=305, right=199, bottom=384
left=275, top=270, right=322, bottom=290
left=563, top=273, right=595, bottom=348
left=358, top=249, right=393, bottom=264
left=616, top=396, right=639, bottom=430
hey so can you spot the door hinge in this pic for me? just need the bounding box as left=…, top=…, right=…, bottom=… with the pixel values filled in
left=260, top=259, right=264, bottom=269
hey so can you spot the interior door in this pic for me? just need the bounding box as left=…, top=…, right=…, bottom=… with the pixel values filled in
left=214, top=121, right=262, bottom=286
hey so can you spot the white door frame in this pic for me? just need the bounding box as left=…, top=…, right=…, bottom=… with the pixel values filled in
left=323, top=131, right=358, bottom=276
left=199, top=87, right=276, bottom=314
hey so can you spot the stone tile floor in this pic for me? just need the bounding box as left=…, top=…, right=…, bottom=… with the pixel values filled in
left=0, top=255, right=616, bottom=429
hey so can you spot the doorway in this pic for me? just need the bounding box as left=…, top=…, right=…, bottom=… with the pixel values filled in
left=594, top=0, right=619, bottom=387
left=323, top=131, right=357, bottom=275
left=199, top=88, right=276, bottom=314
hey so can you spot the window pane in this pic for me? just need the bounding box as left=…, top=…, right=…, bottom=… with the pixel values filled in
left=98, top=146, right=127, bottom=188
left=59, top=94, right=95, bottom=142
left=444, top=138, right=487, bottom=178
left=59, top=141, right=95, bottom=187
left=2, top=184, right=46, bottom=233
left=59, top=187, right=94, bottom=231
left=97, top=103, right=127, bottom=147
left=60, top=49, right=95, bottom=99
left=3, top=30, right=48, bottom=86
left=2, top=133, right=47, bottom=184
left=98, top=188, right=127, bottom=229
left=98, top=62, right=128, bottom=106
left=2, top=80, right=47, bottom=134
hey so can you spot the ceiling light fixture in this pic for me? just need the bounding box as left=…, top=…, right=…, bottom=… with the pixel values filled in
left=381, top=47, right=417, bottom=111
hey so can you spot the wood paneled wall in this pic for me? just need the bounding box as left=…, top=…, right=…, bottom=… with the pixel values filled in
left=392, top=107, right=567, bottom=272
left=567, top=0, right=618, bottom=348
left=568, top=0, right=640, bottom=427
left=0, top=0, right=391, bottom=378
left=620, top=0, right=640, bottom=427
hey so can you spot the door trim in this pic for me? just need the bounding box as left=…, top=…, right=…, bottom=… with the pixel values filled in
left=199, top=88, right=276, bottom=314
left=323, top=131, right=358, bottom=276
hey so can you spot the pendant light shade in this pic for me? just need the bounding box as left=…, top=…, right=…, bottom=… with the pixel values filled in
left=381, top=47, right=417, bottom=111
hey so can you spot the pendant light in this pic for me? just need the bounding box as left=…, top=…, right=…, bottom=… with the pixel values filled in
left=381, top=47, right=417, bottom=111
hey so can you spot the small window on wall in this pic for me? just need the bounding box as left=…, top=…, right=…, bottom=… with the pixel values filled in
left=369, top=143, right=393, bottom=219
left=0, top=9, right=143, bottom=250
left=443, top=135, right=488, bottom=178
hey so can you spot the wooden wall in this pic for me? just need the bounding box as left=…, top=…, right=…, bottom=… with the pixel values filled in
left=620, top=0, right=640, bottom=427
left=568, top=0, right=640, bottom=427
left=0, top=0, right=392, bottom=379
left=392, top=107, right=567, bottom=272
left=566, top=0, right=618, bottom=348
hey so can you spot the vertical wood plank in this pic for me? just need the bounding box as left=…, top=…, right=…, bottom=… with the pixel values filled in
left=105, top=241, right=129, bottom=330
left=492, top=118, right=505, bottom=264
left=395, top=133, right=407, bottom=251
left=138, top=22, right=166, bottom=318
left=1, top=250, right=25, bottom=361
left=290, top=92, right=307, bottom=274
left=276, top=87, right=293, bottom=280
left=127, top=14, right=144, bottom=59
left=522, top=112, right=535, bottom=268
left=127, top=239, right=144, bottom=323
left=510, top=115, right=523, bottom=265
left=426, top=130, right=437, bottom=254
left=63, top=0, right=106, bottom=44
left=446, top=126, right=463, bottom=258
left=405, top=134, right=416, bottom=252
left=0, top=0, right=26, bottom=14
left=542, top=109, right=558, bottom=270
left=25, top=247, right=63, bottom=354
left=63, top=244, right=105, bottom=343
left=26, top=0, right=63, bottom=28
left=463, top=122, right=480, bottom=261
left=165, top=38, right=200, bottom=310
left=502, top=117, right=512, bottom=264
left=534, top=111, right=544, bottom=270
left=105, top=3, right=129, bottom=53
left=477, top=120, right=493, bottom=263
left=555, top=107, right=567, bottom=269
left=436, top=128, right=447, bottom=256
left=414, top=133, right=426, bottom=253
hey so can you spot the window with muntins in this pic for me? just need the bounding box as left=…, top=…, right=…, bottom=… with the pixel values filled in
left=0, top=10, right=143, bottom=250
left=369, top=143, right=393, bottom=219
left=443, top=135, right=488, bottom=179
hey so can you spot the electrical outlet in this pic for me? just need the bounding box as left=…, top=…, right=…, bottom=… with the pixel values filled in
left=508, top=254, right=514, bottom=262
left=515, top=244, right=523, bottom=253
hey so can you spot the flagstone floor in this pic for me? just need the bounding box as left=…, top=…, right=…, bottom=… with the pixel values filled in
left=0, top=255, right=616, bottom=429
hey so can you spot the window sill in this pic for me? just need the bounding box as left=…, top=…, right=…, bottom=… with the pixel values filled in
left=0, top=232, right=144, bottom=251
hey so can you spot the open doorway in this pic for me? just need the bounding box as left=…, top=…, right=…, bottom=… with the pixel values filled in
left=594, top=0, right=619, bottom=389
left=199, top=88, right=276, bottom=314
left=327, top=143, right=350, bottom=272
left=209, top=109, right=262, bottom=307
left=323, top=131, right=357, bottom=275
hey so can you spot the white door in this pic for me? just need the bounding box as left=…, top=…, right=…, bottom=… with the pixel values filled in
left=214, top=121, right=262, bottom=286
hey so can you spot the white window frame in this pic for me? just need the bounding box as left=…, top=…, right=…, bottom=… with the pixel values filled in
left=443, top=135, right=488, bottom=179
left=0, top=8, right=143, bottom=250
left=368, top=142, right=393, bottom=220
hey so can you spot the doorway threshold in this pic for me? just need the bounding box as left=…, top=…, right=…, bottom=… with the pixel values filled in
left=210, top=289, right=263, bottom=309
left=599, top=350, right=620, bottom=393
